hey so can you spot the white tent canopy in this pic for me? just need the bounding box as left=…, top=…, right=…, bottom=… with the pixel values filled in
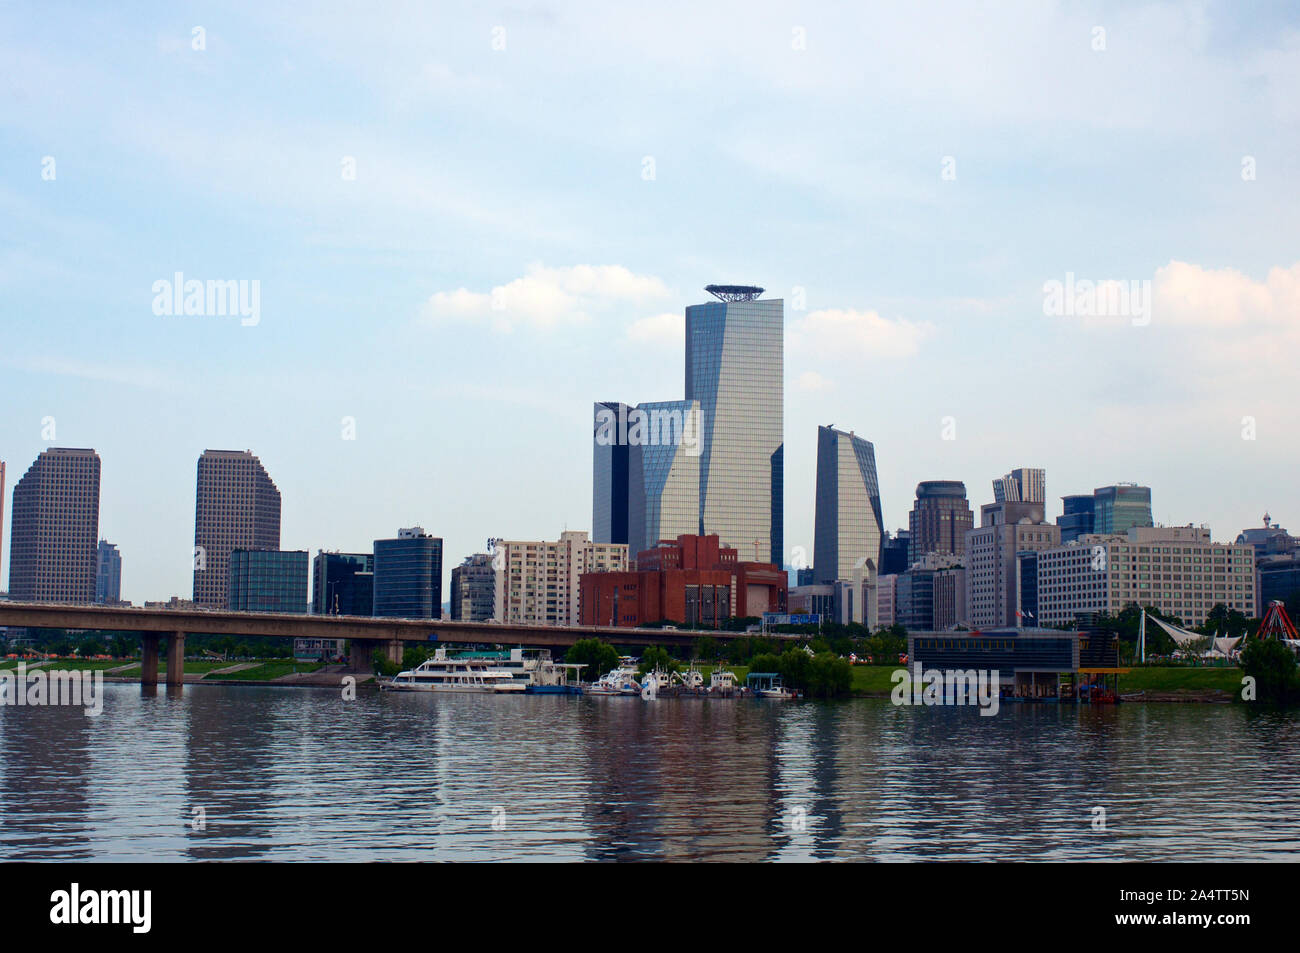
left=1213, top=635, right=1242, bottom=655
left=1148, top=615, right=1206, bottom=647
left=1139, top=611, right=1241, bottom=660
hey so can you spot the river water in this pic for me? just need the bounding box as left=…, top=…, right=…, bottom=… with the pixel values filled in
left=2, top=683, right=1297, bottom=861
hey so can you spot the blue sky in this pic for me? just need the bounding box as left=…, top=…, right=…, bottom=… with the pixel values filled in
left=2, top=1, right=1298, bottom=603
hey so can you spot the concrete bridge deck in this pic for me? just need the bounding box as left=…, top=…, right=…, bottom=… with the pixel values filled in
left=0, top=601, right=788, bottom=686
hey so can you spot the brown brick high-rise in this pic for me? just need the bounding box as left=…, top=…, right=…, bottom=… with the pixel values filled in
left=193, top=450, right=281, bottom=608
left=8, top=448, right=101, bottom=603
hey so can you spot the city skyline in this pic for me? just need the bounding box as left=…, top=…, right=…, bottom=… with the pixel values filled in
left=3, top=3, right=1298, bottom=604
left=0, top=428, right=1274, bottom=608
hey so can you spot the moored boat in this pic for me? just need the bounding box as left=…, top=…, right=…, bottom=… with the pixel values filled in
left=584, top=665, right=641, bottom=696
left=381, top=648, right=527, bottom=693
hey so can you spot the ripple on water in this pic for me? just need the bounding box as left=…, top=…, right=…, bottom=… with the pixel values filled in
left=0, top=685, right=1297, bottom=861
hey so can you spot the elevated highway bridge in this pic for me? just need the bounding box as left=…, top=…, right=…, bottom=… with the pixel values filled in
left=0, top=601, right=791, bottom=686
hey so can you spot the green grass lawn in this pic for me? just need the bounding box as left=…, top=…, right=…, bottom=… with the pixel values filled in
left=205, top=661, right=324, bottom=681
left=849, top=665, right=915, bottom=694
left=1119, top=665, right=1242, bottom=693
left=171, top=659, right=257, bottom=675
left=0, top=658, right=48, bottom=670
left=31, top=659, right=140, bottom=672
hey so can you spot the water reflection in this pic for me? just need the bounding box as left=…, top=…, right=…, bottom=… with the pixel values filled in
left=1, top=685, right=1297, bottom=861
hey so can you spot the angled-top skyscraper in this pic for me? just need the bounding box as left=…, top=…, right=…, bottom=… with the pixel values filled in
left=8, top=448, right=101, bottom=602
left=814, top=426, right=883, bottom=583
left=627, top=399, right=700, bottom=561
left=193, top=449, right=281, bottom=608
left=992, top=467, right=1046, bottom=505
left=685, top=285, right=783, bottom=565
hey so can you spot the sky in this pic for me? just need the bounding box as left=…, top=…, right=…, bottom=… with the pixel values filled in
left=1, top=1, right=1298, bottom=604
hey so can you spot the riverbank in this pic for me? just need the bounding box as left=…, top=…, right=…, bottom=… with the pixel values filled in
left=5, top=657, right=342, bottom=685
left=849, top=664, right=1241, bottom=702
left=5, top=657, right=1246, bottom=701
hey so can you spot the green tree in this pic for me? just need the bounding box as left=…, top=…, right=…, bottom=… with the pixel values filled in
left=565, top=639, right=619, bottom=681
left=109, top=633, right=136, bottom=657
left=637, top=645, right=679, bottom=678
left=748, top=648, right=852, bottom=697
left=804, top=651, right=853, bottom=698
left=372, top=650, right=401, bottom=677
left=693, top=635, right=720, bottom=661
left=76, top=637, right=104, bottom=657
left=1239, top=638, right=1300, bottom=703
left=402, top=645, right=432, bottom=670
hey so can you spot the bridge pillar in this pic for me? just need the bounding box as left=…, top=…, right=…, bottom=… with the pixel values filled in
left=166, top=631, right=185, bottom=686
left=348, top=638, right=403, bottom=673
left=141, top=634, right=159, bottom=686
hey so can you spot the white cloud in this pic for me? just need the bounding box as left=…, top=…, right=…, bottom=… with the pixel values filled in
left=794, top=370, right=832, bottom=392
left=789, top=308, right=935, bottom=359
left=1153, top=260, right=1300, bottom=330
left=424, top=263, right=671, bottom=333
left=626, top=311, right=682, bottom=347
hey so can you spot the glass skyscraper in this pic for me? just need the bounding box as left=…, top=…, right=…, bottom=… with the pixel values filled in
left=592, top=401, right=632, bottom=546
left=1093, top=484, right=1153, bottom=534
left=312, top=551, right=374, bottom=615
left=627, top=398, right=700, bottom=562
left=813, top=426, right=883, bottom=584
left=1058, top=495, right=1096, bottom=543
left=228, top=549, right=309, bottom=613
left=373, top=527, right=443, bottom=618
left=96, top=539, right=122, bottom=603
left=685, top=287, right=783, bottom=565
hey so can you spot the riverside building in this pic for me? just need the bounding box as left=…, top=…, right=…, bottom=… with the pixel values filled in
left=494, top=530, right=626, bottom=626
left=1036, top=526, right=1256, bottom=628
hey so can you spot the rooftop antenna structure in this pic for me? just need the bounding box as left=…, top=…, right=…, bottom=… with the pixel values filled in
left=705, top=284, right=764, bottom=302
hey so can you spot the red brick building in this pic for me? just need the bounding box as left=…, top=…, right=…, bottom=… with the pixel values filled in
left=579, top=534, right=787, bottom=627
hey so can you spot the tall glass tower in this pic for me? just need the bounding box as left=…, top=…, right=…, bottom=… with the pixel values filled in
left=813, top=426, right=883, bottom=583
left=592, top=401, right=632, bottom=545
left=685, top=286, right=784, bottom=565
left=1093, top=484, right=1153, bottom=534
left=627, top=399, right=700, bottom=561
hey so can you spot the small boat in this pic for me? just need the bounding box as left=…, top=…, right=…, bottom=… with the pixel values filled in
left=708, top=668, right=739, bottom=696
left=674, top=667, right=705, bottom=690
left=584, top=665, right=641, bottom=696
left=746, top=672, right=796, bottom=700
left=382, top=648, right=526, bottom=693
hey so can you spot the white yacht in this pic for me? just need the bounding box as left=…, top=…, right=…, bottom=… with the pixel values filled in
left=452, top=648, right=585, bottom=694
left=584, top=665, right=642, bottom=696
left=382, top=648, right=527, bottom=693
